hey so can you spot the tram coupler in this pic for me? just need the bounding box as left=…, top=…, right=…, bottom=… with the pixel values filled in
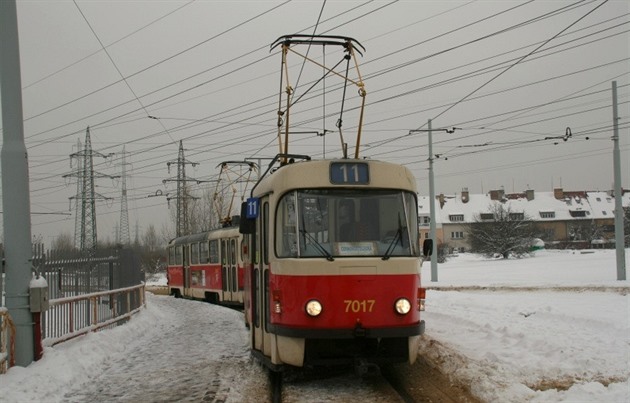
left=354, top=358, right=380, bottom=377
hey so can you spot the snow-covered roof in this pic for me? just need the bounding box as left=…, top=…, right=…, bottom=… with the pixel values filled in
left=419, top=189, right=629, bottom=224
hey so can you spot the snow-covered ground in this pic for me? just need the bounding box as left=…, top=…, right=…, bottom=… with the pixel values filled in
left=1, top=249, right=628, bottom=402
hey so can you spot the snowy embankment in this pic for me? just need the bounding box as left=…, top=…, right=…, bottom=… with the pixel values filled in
left=420, top=249, right=630, bottom=402
left=0, top=249, right=628, bottom=402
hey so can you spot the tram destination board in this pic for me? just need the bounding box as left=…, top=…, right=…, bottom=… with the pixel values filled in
left=330, top=162, right=369, bottom=185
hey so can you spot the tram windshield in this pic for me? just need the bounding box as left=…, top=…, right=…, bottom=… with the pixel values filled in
left=276, top=189, right=419, bottom=258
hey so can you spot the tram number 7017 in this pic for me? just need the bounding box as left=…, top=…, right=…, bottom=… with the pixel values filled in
left=344, top=299, right=375, bottom=313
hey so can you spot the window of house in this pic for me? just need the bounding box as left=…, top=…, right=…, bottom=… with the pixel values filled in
left=570, top=210, right=587, bottom=218
left=451, top=231, right=464, bottom=239
left=480, top=213, right=494, bottom=220
left=449, top=214, right=464, bottom=222
left=509, top=213, right=524, bottom=220
left=540, top=211, right=555, bottom=219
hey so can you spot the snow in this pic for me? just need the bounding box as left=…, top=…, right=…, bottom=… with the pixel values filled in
left=28, top=274, right=48, bottom=289
left=1, top=249, right=629, bottom=402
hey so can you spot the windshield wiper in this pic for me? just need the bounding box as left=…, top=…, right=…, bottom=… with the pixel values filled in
left=382, top=213, right=403, bottom=260
left=300, top=229, right=334, bottom=261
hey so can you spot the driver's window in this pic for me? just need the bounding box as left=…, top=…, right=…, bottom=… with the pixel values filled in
left=276, top=192, right=297, bottom=257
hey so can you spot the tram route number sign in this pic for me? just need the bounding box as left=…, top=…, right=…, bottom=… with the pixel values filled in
left=330, top=162, right=369, bottom=184
left=246, top=197, right=259, bottom=219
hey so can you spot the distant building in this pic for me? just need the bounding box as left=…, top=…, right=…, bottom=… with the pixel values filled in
left=419, top=188, right=630, bottom=252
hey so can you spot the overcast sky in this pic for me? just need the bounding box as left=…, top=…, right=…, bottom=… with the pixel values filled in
left=1, top=0, right=628, bottom=247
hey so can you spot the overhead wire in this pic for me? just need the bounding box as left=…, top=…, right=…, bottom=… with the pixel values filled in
left=17, top=0, right=628, bottom=232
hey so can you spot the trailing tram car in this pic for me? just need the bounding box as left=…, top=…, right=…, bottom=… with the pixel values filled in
left=166, top=224, right=245, bottom=306
left=239, top=155, right=431, bottom=373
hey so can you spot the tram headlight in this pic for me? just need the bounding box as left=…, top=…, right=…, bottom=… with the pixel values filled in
left=305, top=300, right=322, bottom=317
left=394, top=298, right=411, bottom=315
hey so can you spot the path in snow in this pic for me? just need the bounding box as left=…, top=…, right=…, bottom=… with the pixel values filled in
left=61, top=296, right=266, bottom=402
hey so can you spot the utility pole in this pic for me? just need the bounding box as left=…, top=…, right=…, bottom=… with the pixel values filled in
left=410, top=122, right=460, bottom=282
left=1, top=0, right=35, bottom=366
left=611, top=81, right=626, bottom=281
left=427, top=120, right=437, bottom=282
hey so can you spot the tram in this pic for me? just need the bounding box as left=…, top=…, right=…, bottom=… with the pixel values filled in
left=166, top=225, right=244, bottom=306
left=238, top=155, right=431, bottom=372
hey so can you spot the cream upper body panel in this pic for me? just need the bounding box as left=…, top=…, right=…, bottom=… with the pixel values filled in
left=253, top=159, right=417, bottom=200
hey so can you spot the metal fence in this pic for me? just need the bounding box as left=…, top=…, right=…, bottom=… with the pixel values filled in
left=43, top=283, right=145, bottom=346
left=1, top=246, right=145, bottom=371
left=33, top=247, right=145, bottom=300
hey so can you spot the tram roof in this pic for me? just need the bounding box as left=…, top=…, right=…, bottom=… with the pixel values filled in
left=167, top=225, right=240, bottom=246
left=252, top=158, right=417, bottom=198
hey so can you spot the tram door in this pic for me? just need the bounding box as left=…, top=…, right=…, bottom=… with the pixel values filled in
left=221, top=238, right=236, bottom=301
left=221, top=238, right=238, bottom=302
left=183, top=245, right=191, bottom=298
left=252, top=199, right=270, bottom=356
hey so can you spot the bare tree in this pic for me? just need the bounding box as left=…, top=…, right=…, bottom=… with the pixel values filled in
left=136, top=224, right=166, bottom=274
left=466, top=203, right=538, bottom=258
left=188, top=188, right=221, bottom=233
left=51, top=232, right=75, bottom=252
left=567, top=220, right=603, bottom=244
left=142, top=224, right=160, bottom=253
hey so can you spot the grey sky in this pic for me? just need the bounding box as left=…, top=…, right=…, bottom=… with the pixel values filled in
left=1, top=0, right=628, bottom=246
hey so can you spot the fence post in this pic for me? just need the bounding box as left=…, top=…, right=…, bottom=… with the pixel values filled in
left=29, top=276, right=48, bottom=361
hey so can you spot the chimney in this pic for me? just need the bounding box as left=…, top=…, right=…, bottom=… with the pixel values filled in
left=437, top=193, right=445, bottom=208
left=554, top=188, right=564, bottom=200
left=461, top=187, right=469, bottom=203
left=489, top=188, right=504, bottom=201
left=526, top=189, right=535, bottom=201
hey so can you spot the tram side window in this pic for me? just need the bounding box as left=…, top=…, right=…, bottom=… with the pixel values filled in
left=276, top=193, right=297, bottom=257
left=230, top=239, right=236, bottom=265
left=209, top=240, right=219, bottom=263
left=263, top=202, right=269, bottom=264
left=168, top=246, right=175, bottom=265
left=404, top=192, right=419, bottom=256
left=200, top=241, right=209, bottom=263
left=191, top=242, right=200, bottom=265
left=175, top=245, right=183, bottom=265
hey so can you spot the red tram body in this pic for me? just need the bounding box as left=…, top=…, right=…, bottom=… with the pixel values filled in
left=166, top=226, right=244, bottom=306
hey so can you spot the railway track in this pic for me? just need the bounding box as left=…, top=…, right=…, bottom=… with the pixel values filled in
left=267, top=357, right=481, bottom=403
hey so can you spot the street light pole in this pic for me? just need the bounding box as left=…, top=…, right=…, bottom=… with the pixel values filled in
left=410, top=123, right=459, bottom=282
left=1, top=0, right=35, bottom=366
left=427, top=120, right=438, bottom=281
left=611, top=81, right=626, bottom=281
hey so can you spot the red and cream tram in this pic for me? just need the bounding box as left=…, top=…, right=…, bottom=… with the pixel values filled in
left=239, top=156, right=431, bottom=372
left=166, top=225, right=245, bottom=306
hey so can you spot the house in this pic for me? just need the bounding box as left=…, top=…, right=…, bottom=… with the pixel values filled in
left=419, top=187, right=630, bottom=252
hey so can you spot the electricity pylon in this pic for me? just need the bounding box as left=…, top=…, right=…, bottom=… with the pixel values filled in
left=163, top=140, right=200, bottom=237
left=63, top=126, right=117, bottom=254
left=118, top=146, right=131, bottom=246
